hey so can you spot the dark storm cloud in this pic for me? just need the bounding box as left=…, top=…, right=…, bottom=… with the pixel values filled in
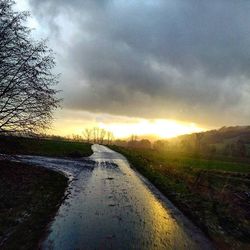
left=28, top=0, right=250, bottom=126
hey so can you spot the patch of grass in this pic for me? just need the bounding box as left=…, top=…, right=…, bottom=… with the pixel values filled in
left=0, top=160, right=68, bottom=250
left=123, top=147, right=250, bottom=173
left=111, top=146, right=250, bottom=249
left=0, top=136, right=92, bottom=157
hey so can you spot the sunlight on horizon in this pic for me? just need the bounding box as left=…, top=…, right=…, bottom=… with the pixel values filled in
left=51, top=115, right=204, bottom=139
left=99, top=119, right=203, bottom=139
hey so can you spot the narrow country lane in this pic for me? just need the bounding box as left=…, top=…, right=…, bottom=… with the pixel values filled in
left=22, top=145, right=214, bottom=250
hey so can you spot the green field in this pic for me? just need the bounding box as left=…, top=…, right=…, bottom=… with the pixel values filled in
left=111, top=146, right=250, bottom=249
left=127, top=148, right=250, bottom=173
left=0, top=136, right=92, bottom=158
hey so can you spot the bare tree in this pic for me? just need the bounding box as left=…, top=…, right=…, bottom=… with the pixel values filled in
left=92, top=127, right=96, bottom=143
left=128, top=134, right=138, bottom=147
left=130, top=134, right=138, bottom=142
left=107, top=131, right=114, bottom=145
left=93, top=127, right=101, bottom=143
left=82, top=127, right=115, bottom=145
left=71, top=134, right=82, bottom=142
left=99, top=128, right=106, bottom=144
left=83, top=128, right=92, bottom=143
left=0, top=0, right=59, bottom=134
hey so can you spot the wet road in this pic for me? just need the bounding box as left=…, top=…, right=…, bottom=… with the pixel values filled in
left=22, top=145, right=213, bottom=249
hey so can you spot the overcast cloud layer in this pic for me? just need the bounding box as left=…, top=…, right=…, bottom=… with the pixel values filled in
left=27, top=0, right=250, bottom=126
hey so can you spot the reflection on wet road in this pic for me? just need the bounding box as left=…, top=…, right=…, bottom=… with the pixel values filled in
left=28, top=145, right=213, bottom=249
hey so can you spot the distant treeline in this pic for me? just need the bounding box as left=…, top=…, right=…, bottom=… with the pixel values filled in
left=3, top=126, right=250, bottom=159
left=114, top=126, right=250, bottom=159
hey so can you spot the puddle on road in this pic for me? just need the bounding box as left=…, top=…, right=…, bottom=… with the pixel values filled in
left=20, top=145, right=213, bottom=250
left=18, top=155, right=95, bottom=181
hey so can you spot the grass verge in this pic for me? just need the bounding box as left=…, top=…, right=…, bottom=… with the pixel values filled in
left=111, top=146, right=250, bottom=249
left=0, top=160, right=68, bottom=250
left=0, top=136, right=92, bottom=158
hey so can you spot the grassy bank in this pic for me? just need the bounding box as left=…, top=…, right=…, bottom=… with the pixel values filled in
left=0, top=136, right=92, bottom=158
left=0, top=160, right=68, bottom=249
left=111, top=146, right=250, bottom=249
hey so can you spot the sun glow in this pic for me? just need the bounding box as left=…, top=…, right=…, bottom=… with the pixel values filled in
left=51, top=110, right=204, bottom=139
left=99, top=119, right=203, bottom=139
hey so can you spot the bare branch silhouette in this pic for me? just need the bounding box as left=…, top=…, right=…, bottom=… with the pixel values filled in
left=0, top=0, right=60, bottom=134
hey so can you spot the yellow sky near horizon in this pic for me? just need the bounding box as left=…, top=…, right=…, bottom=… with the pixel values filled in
left=48, top=110, right=205, bottom=139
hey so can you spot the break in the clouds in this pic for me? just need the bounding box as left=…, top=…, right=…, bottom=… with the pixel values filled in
left=27, top=0, right=250, bottom=126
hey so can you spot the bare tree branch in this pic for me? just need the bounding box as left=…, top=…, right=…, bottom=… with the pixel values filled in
left=0, top=0, right=60, bottom=134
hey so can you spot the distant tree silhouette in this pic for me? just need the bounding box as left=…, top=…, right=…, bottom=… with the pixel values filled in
left=82, top=127, right=114, bottom=144
left=223, top=142, right=246, bottom=157
left=128, top=134, right=138, bottom=148
left=194, top=133, right=204, bottom=154
left=139, top=139, right=151, bottom=149
left=83, top=128, right=92, bottom=143
left=106, top=131, right=114, bottom=145
left=93, top=127, right=99, bottom=143
left=153, top=140, right=164, bottom=151
left=130, top=134, right=138, bottom=142
left=153, top=140, right=169, bottom=151
left=99, top=129, right=106, bottom=144
left=72, top=134, right=83, bottom=142
left=0, top=0, right=59, bottom=134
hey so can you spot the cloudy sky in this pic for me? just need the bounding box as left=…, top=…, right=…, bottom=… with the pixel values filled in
left=16, top=0, right=250, bottom=138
